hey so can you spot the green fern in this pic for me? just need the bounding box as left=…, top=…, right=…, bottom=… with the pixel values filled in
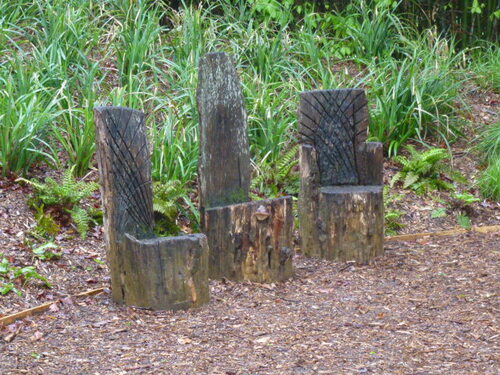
left=153, top=180, right=199, bottom=235
left=252, top=145, right=299, bottom=198
left=18, top=166, right=98, bottom=207
left=390, top=145, right=455, bottom=195
left=67, top=206, right=91, bottom=239
left=17, top=166, right=98, bottom=238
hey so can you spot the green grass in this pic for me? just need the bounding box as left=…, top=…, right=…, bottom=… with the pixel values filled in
left=470, top=44, right=500, bottom=92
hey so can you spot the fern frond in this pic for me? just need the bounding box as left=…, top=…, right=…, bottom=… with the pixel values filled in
left=67, top=206, right=90, bottom=239
left=403, top=171, right=420, bottom=189
left=390, top=171, right=403, bottom=187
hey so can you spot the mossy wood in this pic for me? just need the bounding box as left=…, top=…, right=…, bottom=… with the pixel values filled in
left=298, top=89, right=384, bottom=264
left=197, top=52, right=294, bottom=281
left=205, top=197, right=294, bottom=282
left=94, top=106, right=209, bottom=310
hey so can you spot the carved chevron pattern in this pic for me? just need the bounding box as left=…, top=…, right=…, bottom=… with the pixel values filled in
left=299, top=89, right=368, bottom=186
left=102, top=107, right=154, bottom=236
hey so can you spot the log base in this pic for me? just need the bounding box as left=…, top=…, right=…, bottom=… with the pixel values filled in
left=119, top=233, right=210, bottom=310
left=318, top=185, right=384, bottom=264
left=204, top=197, right=294, bottom=282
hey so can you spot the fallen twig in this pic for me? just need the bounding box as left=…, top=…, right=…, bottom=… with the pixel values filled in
left=386, top=225, right=500, bottom=242
left=0, top=288, right=105, bottom=327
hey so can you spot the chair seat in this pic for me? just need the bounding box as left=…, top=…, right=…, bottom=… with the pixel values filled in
left=320, top=185, right=383, bottom=195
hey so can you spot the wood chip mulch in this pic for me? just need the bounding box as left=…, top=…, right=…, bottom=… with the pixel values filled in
left=1, top=231, right=498, bottom=374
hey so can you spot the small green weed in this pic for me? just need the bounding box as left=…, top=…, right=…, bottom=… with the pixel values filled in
left=457, top=214, right=472, bottom=229
left=431, top=208, right=447, bottom=218
left=32, top=204, right=61, bottom=238
left=32, top=242, right=61, bottom=261
left=383, top=186, right=405, bottom=235
left=0, top=254, right=51, bottom=295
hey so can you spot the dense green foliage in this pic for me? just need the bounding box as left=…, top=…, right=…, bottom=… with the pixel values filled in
left=476, top=122, right=500, bottom=200
left=0, top=0, right=498, bottom=209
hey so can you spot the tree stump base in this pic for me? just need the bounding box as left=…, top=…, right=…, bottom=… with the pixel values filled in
left=121, top=233, right=209, bottom=311
left=318, top=185, right=384, bottom=264
left=204, top=197, right=294, bottom=282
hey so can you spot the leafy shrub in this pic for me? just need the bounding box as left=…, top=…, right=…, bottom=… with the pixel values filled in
left=475, top=122, right=500, bottom=201
left=390, top=145, right=455, bottom=194
left=476, top=122, right=500, bottom=164
left=471, top=44, right=499, bottom=92
left=153, top=180, right=199, bottom=235
left=369, top=31, right=463, bottom=156
left=345, top=0, right=402, bottom=61
left=0, top=58, right=61, bottom=176
left=17, top=167, right=99, bottom=238
left=478, top=158, right=500, bottom=201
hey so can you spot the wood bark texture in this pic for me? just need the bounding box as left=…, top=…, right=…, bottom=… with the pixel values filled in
left=298, top=144, right=321, bottom=258
left=197, top=52, right=251, bottom=227
left=298, top=89, right=384, bottom=263
left=318, top=186, right=384, bottom=264
left=121, top=234, right=209, bottom=310
left=204, top=197, right=294, bottom=282
left=95, top=106, right=209, bottom=310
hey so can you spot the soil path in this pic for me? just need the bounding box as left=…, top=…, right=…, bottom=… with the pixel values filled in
left=2, top=232, right=498, bottom=375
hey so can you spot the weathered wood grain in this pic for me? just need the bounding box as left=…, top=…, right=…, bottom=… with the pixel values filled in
left=298, top=144, right=321, bottom=258
left=298, top=89, right=368, bottom=186
left=121, top=234, right=209, bottom=310
left=197, top=52, right=251, bottom=223
left=95, top=106, right=209, bottom=310
left=357, top=142, right=384, bottom=185
left=204, top=197, right=294, bottom=282
left=318, top=186, right=384, bottom=264
left=95, top=106, right=154, bottom=303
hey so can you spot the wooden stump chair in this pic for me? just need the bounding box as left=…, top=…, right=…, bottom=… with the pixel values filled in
left=197, top=52, right=294, bottom=283
left=298, top=89, right=384, bottom=264
left=95, top=107, right=209, bottom=310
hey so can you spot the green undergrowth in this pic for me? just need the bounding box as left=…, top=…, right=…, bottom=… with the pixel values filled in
left=0, top=0, right=497, bottom=229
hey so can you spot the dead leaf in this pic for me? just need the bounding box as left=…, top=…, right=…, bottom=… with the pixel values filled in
left=29, top=331, right=44, bottom=342
left=254, top=336, right=271, bottom=344
left=177, top=337, right=192, bottom=344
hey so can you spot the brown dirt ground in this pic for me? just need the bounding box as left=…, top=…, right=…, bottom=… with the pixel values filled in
left=0, top=89, right=498, bottom=374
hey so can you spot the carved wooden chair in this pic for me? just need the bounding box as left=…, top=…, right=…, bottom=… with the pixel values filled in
left=197, top=52, right=294, bottom=282
left=94, top=107, right=209, bottom=310
left=298, top=89, right=384, bottom=264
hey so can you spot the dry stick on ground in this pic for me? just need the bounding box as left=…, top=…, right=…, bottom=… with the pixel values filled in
left=386, top=224, right=500, bottom=242
left=0, top=288, right=105, bottom=327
